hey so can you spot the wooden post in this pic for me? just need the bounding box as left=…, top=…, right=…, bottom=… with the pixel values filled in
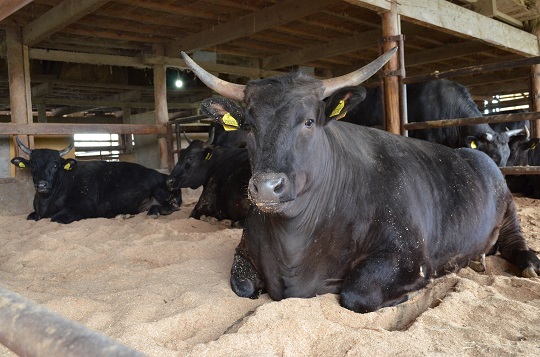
left=381, top=1, right=401, bottom=135
left=531, top=28, right=540, bottom=138
left=6, top=26, right=32, bottom=178
left=153, top=44, right=170, bottom=171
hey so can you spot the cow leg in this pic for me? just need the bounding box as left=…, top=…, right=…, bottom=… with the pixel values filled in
left=230, top=240, right=264, bottom=299
left=340, top=252, right=428, bottom=313
left=27, top=212, right=40, bottom=221
left=496, top=198, right=540, bottom=278
left=50, top=209, right=84, bottom=224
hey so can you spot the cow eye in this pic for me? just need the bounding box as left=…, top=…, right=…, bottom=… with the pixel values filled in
left=305, top=119, right=315, bottom=128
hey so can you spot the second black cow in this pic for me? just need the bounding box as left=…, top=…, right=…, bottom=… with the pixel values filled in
left=326, top=79, right=523, bottom=166
left=12, top=138, right=181, bottom=224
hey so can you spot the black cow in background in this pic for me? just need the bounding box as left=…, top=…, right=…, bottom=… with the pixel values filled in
left=183, top=48, right=540, bottom=314
left=325, top=79, right=523, bottom=166
left=167, top=98, right=251, bottom=223
left=12, top=138, right=181, bottom=224
left=503, top=127, right=540, bottom=198
left=203, top=97, right=248, bottom=148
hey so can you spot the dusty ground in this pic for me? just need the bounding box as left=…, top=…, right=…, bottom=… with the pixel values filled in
left=0, top=187, right=539, bottom=356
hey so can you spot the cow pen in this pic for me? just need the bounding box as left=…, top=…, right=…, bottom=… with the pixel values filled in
left=2, top=0, right=540, bottom=356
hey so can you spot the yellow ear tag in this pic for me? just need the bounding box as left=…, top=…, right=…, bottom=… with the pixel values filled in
left=18, top=162, right=26, bottom=168
left=64, top=163, right=72, bottom=170
left=205, top=153, right=212, bottom=161
left=330, top=100, right=345, bottom=118
left=222, top=113, right=239, bottom=131
left=470, top=141, right=477, bottom=149
left=531, top=142, right=537, bottom=150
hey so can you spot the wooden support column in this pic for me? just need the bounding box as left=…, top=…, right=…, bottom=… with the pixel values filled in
left=153, top=45, right=170, bottom=170
left=380, top=1, right=401, bottom=135
left=6, top=26, right=32, bottom=179
left=531, top=28, right=540, bottom=139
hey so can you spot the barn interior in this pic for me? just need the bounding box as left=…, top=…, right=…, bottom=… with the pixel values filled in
left=2, top=1, right=540, bottom=355
left=1, top=0, right=540, bottom=182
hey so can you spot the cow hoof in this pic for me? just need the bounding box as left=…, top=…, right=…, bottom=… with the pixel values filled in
left=522, top=267, right=538, bottom=278
left=115, top=214, right=134, bottom=220
left=205, top=216, right=218, bottom=224
left=468, top=254, right=486, bottom=273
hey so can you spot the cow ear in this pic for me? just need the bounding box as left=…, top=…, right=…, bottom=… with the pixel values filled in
left=11, top=157, right=30, bottom=169
left=324, top=86, right=367, bottom=122
left=200, top=97, right=244, bottom=131
left=203, top=147, right=213, bottom=161
left=464, top=136, right=478, bottom=149
left=62, top=158, right=77, bottom=171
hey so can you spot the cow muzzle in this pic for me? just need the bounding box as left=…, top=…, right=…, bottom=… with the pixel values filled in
left=249, top=172, right=293, bottom=212
left=35, top=181, right=51, bottom=194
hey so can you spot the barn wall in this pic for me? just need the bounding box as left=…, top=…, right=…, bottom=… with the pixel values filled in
left=130, top=111, right=161, bottom=171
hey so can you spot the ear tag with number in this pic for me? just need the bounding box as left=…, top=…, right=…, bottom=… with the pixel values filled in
left=18, top=162, right=26, bottom=168
left=470, top=141, right=477, bottom=149
left=222, top=113, right=239, bottom=131
left=64, top=163, right=72, bottom=170
left=330, top=100, right=345, bottom=118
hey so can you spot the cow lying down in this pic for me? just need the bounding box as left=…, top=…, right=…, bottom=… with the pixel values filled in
left=11, top=138, right=181, bottom=224
left=166, top=117, right=251, bottom=224
left=182, top=47, right=540, bottom=313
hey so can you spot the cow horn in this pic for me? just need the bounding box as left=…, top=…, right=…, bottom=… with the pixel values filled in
left=321, top=46, right=398, bottom=98
left=181, top=52, right=245, bottom=102
left=204, top=126, right=215, bottom=147
left=505, top=127, right=527, bottom=138
left=183, top=131, right=193, bottom=144
left=59, top=142, right=74, bottom=156
left=15, top=137, right=32, bottom=156
left=484, top=132, right=493, bottom=142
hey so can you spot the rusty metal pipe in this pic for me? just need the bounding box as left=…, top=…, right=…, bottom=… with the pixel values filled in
left=0, top=287, right=147, bottom=357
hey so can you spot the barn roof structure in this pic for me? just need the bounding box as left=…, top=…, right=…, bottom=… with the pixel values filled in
left=1, top=0, right=540, bottom=169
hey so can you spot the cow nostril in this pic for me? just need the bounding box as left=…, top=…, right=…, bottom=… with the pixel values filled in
left=249, top=180, right=259, bottom=194
left=273, top=177, right=284, bottom=193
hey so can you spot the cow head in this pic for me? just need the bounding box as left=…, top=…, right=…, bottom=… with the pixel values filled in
left=464, top=128, right=525, bottom=166
left=200, top=97, right=247, bottom=148
left=182, top=48, right=396, bottom=214
left=506, top=126, right=539, bottom=166
left=11, top=138, right=76, bottom=194
left=166, top=129, right=215, bottom=190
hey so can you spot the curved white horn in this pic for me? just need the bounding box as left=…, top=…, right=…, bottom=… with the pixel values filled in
left=505, top=127, right=527, bottom=138
left=183, top=131, right=193, bottom=144
left=322, top=46, right=398, bottom=98
left=59, top=142, right=74, bottom=156
left=484, top=132, right=493, bottom=142
left=182, top=52, right=245, bottom=101
left=15, top=137, right=32, bottom=156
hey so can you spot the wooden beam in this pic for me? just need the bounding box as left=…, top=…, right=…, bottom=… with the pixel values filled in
left=165, top=0, right=337, bottom=57
left=346, top=0, right=540, bottom=56
left=0, top=0, right=34, bottom=22
left=50, top=90, right=141, bottom=116
left=0, top=97, right=198, bottom=110
left=6, top=26, right=32, bottom=126
left=403, top=112, right=540, bottom=131
left=0, top=123, right=166, bottom=135
left=22, top=0, right=111, bottom=46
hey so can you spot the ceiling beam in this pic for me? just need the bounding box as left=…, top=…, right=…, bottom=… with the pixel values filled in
left=50, top=90, right=142, bottom=116
left=345, top=0, right=540, bottom=56
left=22, top=0, right=111, bottom=46
left=262, top=23, right=426, bottom=70
left=0, top=0, right=34, bottom=22
left=165, top=0, right=337, bottom=57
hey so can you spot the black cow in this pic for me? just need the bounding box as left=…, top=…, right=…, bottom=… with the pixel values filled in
left=182, top=48, right=540, bottom=313
left=202, top=97, right=248, bottom=148
left=504, top=128, right=540, bottom=198
left=325, top=80, right=523, bottom=166
left=167, top=132, right=251, bottom=223
left=12, top=138, right=181, bottom=224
